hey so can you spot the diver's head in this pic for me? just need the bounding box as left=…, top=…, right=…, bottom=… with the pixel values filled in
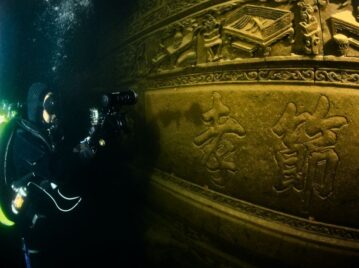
left=27, top=83, right=58, bottom=126
left=42, top=92, right=57, bottom=124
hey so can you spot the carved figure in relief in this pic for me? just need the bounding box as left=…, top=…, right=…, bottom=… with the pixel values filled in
left=194, top=92, right=246, bottom=187
left=298, top=1, right=321, bottom=55
left=200, top=14, right=223, bottom=62
left=152, top=22, right=199, bottom=68
left=173, top=25, right=185, bottom=49
left=272, top=96, right=348, bottom=201
left=149, top=4, right=299, bottom=72
left=152, top=14, right=225, bottom=69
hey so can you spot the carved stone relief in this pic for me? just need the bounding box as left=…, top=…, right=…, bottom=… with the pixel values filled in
left=147, top=66, right=359, bottom=89
left=145, top=84, right=358, bottom=229
left=315, top=68, right=359, bottom=84
left=223, top=5, right=294, bottom=56
left=151, top=20, right=199, bottom=69
left=331, top=10, right=359, bottom=55
left=316, top=0, right=359, bottom=56
left=118, top=1, right=309, bottom=80
left=297, top=1, right=322, bottom=55
left=116, top=1, right=359, bottom=265
left=123, top=0, right=307, bottom=39
left=272, top=95, right=348, bottom=208
left=118, top=0, right=359, bottom=83
left=120, top=0, right=359, bottom=81
left=194, top=92, right=246, bottom=187
left=149, top=3, right=296, bottom=71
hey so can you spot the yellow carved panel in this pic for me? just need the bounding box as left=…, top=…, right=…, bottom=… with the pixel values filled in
left=145, top=84, right=358, bottom=228
left=113, top=0, right=359, bottom=265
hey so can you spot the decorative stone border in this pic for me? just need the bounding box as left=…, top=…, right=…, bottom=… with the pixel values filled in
left=258, top=68, right=315, bottom=82
left=147, top=70, right=258, bottom=88
left=146, top=67, right=359, bottom=89
left=315, top=69, right=359, bottom=86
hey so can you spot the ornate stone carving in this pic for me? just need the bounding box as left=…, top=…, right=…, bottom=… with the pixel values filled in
left=145, top=66, right=359, bottom=89
left=333, top=34, right=350, bottom=56
left=315, top=69, right=359, bottom=85
left=148, top=70, right=258, bottom=88
left=146, top=3, right=298, bottom=73
left=272, top=95, right=348, bottom=205
left=297, top=1, right=321, bottom=55
left=117, top=0, right=359, bottom=82
left=150, top=13, right=227, bottom=70
left=331, top=10, right=359, bottom=55
left=258, top=68, right=314, bottom=81
left=151, top=22, right=198, bottom=68
left=124, top=0, right=309, bottom=41
left=199, top=14, right=223, bottom=62
left=148, top=68, right=318, bottom=88
left=116, top=1, right=359, bottom=80
left=223, top=4, right=294, bottom=56
left=194, top=92, right=246, bottom=187
left=109, top=1, right=359, bottom=266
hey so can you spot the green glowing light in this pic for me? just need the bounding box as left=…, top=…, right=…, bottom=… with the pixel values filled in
left=0, top=101, right=17, bottom=227
left=0, top=205, right=14, bottom=227
left=0, top=114, right=8, bottom=125
left=0, top=100, right=19, bottom=125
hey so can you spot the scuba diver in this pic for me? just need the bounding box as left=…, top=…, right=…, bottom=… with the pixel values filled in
left=0, top=83, right=86, bottom=267
left=0, top=82, right=137, bottom=267
left=11, top=83, right=83, bottom=222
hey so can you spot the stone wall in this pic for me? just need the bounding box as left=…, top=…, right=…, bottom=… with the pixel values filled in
left=104, top=1, right=359, bottom=266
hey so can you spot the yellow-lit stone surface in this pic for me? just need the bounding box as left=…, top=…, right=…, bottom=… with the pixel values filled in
left=145, top=84, right=357, bottom=228
left=109, top=0, right=359, bottom=266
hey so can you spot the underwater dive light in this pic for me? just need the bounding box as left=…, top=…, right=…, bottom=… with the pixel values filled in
left=0, top=114, right=7, bottom=124
left=0, top=101, right=20, bottom=124
left=0, top=100, right=22, bottom=227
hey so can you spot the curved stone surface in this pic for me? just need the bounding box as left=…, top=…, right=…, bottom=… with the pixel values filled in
left=146, top=169, right=358, bottom=267
left=145, top=82, right=359, bottom=229
left=113, top=0, right=359, bottom=266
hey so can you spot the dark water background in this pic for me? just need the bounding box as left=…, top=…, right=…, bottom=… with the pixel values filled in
left=0, top=1, right=148, bottom=267
left=0, top=0, right=136, bottom=95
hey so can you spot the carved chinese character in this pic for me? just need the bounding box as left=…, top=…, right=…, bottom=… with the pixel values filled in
left=272, top=95, right=348, bottom=201
left=194, top=92, right=246, bottom=187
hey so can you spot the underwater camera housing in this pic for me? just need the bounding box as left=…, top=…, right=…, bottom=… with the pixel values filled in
left=89, top=89, right=138, bottom=126
left=86, top=89, right=138, bottom=149
left=91, top=89, right=137, bottom=121
left=100, top=90, right=138, bottom=111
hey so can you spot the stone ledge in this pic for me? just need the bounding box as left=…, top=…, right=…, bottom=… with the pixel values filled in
left=148, top=169, right=359, bottom=266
